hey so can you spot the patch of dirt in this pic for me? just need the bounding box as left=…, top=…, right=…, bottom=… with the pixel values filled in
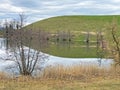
left=81, top=31, right=104, bottom=35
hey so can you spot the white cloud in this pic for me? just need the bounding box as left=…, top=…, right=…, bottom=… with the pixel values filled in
left=1, top=0, right=120, bottom=25
left=94, top=3, right=120, bottom=10
left=0, top=13, right=5, bottom=16
left=111, top=0, right=120, bottom=3
left=0, top=3, right=24, bottom=13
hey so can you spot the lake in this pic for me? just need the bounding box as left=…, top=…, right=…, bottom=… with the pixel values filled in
left=0, top=38, right=113, bottom=75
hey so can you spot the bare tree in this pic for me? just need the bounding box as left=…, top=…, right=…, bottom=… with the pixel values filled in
left=3, top=14, right=48, bottom=76
left=8, top=29, right=48, bottom=76
left=19, top=13, right=26, bottom=29
left=110, top=19, right=120, bottom=65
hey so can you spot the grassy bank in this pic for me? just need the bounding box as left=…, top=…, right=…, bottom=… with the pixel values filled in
left=0, top=65, right=120, bottom=90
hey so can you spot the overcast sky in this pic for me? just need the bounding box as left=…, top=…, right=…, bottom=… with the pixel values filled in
left=1, top=0, right=120, bottom=25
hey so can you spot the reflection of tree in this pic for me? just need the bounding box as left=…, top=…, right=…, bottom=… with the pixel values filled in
left=85, top=31, right=90, bottom=50
left=96, top=31, right=106, bottom=66
left=56, top=30, right=72, bottom=42
left=85, top=31, right=90, bottom=44
left=54, top=30, right=72, bottom=49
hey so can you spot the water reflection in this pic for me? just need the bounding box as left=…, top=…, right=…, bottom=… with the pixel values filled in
left=0, top=38, right=6, bottom=49
left=0, top=38, right=114, bottom=75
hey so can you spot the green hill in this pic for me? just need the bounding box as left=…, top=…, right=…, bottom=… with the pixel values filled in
left=28, top=15, right=120, bottom=32
left=26, top=15, right=120, bottom=58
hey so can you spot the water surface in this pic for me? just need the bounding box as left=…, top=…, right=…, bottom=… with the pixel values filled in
left=0, top=38, right=113, bottom=75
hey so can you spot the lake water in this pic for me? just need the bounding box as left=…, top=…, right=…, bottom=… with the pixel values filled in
left=0, top=38, right=114, bottom=75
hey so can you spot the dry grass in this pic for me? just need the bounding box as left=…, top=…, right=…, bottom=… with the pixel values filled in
left=41, top=65, right=120, bottom=81
left=0, top=65, right=120, bottom=90
left=0, top=72, right=10, bottom=80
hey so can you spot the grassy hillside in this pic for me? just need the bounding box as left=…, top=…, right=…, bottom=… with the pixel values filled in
left=26, top=15, right=120, bottom=58
left=28, top=15, right=120, bottom=32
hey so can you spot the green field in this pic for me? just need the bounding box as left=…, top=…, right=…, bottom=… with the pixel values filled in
left=26, top=15, right=120, bottom=58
